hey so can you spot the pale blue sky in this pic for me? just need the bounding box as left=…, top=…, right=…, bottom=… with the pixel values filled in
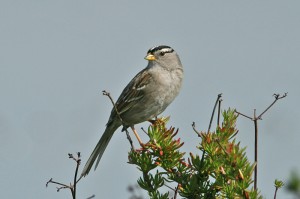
left=0, top=1, right=299, bottom=198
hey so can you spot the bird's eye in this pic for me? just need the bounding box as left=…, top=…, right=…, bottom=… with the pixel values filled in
left=160, top=51, right=165, bottom=56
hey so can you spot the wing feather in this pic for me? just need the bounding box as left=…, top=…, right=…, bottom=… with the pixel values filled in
left=107, top=69, right=153, bottom=125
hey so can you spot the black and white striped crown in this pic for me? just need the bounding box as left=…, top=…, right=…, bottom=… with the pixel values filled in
left=147, top=45, right=174, bottom=54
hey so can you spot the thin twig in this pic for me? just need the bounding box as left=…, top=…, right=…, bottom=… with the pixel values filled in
left=102, top=90, right=135, bottom=150
left=273, top=180, right=284, bottom=199
left=86, top=195, right=96, bottom=199
left=102, top=90, right=124, bottom=123
left=75, top=152, right=83, bottom=184
left=201, top=94, right=222, bottom=165
left=192, top=122, right=201, bottom=137
left=215, top=138, right=229, bottom=156
left=47, top=153, right=84, bottom=199
left=229, top=130, right=239, bottom=140
left=235, top=93, right=287, bottom=190
left=164, top=183, right=176, bottom=191
left=173, top=184, right=179, bottom=199
left=235, top=111, right=253, bottom=120
left=73, top=152, right=81, bottom=198
left=141, top=127, right=148, bottom=135
left=257, top=93, right=287, bottom=119
left=70, top=184, right=75, bottom=199
left=46, top=178, right=70, bottom=189
left=274, top=187, right=278, bottom=199
left=254, top=110, right=258, bottom=190
left=217, top=99, right=222, bottom=127
left=207, top=93, right=222, bottom=133
left=125, top=129, right=135, bottom=150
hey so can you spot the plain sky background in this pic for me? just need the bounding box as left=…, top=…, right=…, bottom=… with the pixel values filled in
left=0, top=1, right=299, bottom=198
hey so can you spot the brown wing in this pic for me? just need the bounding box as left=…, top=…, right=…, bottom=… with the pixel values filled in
left=107, top=68, right=153, bottom=125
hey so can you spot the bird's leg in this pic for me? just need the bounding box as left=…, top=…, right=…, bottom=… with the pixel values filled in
left=130, top=126, right=144, bottom=146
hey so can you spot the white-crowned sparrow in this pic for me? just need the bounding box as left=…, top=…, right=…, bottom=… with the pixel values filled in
left=81, top=45, right=184, bottom=176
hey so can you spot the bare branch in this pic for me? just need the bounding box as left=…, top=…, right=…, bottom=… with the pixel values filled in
left=235, top=92, right=287, bottom=190
left=86, top=195, right=96, bottom=199
left=46, top=178, right=70, bottom=190
left=164, top=183, right=176, bottom=191
left=192, top=122, right=201, bottom=137
left=254, top=117, right=258, bottom=190
left=173, top=184, right=179, bottom=199
left=47, top=153, right=85, bottom=199
left=208, top=93, right=222, bottom=133
left=102, top=90, right=135, bottom=150
left=125, top=129, right=135, bottom=150
left=73, top=152, right=81, bottom=198
left=201, top=94, right=222, bottom=166
left=257, top=93, right=287, bottom=119
left=102, top=90, right=124, bottom=124
left=235, top=110, right=253, bottom=120
left=274, top=187, right=279, bottom=199
left=229, top=130, right=239, bottom=140
left=217, top=99, right=222, bottom=127
left=141, top=127, right=148, bottom=135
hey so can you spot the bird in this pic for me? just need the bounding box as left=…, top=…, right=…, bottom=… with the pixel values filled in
left=81, top=45, right=184, bottom=177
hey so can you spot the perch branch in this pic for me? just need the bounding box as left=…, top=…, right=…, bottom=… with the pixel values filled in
left=102, top=90, right=135, bottom=150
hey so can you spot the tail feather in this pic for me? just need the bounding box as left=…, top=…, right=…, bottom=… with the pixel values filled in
left=81, top=124, right=119, bottom=177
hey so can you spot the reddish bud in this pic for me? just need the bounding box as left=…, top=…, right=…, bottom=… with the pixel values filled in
left=243, top=190, right=249, bottom=199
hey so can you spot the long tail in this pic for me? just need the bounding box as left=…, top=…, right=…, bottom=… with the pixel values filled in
left=81, top=123, right=119, bottom=177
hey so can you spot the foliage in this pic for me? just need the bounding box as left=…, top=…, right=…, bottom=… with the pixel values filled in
left=286, top=170, right=300, bottom=198
left=128, top=109, right=262, bottom=199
